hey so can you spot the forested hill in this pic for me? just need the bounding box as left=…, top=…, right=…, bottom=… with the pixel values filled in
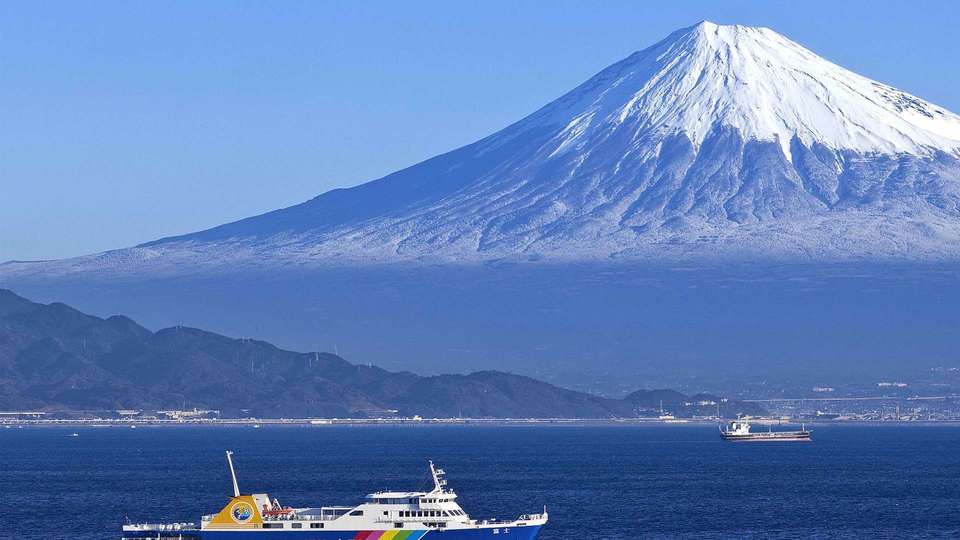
left=0, top=289, right=762, bottom=418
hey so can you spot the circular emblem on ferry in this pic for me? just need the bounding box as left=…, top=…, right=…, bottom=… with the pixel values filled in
left=231, top=501, right=254, bottom=523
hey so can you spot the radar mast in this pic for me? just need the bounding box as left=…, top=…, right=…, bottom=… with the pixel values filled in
left=429, top=460, right=448, bottom=493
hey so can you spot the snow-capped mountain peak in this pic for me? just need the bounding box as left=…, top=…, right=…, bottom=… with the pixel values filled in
left=535, top=21, right=960, bottom=162
left=4, top=22, right=960, bottom=276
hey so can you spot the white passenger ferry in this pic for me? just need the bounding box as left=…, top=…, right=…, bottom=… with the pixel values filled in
left=123, top=452, right=547, bottom=540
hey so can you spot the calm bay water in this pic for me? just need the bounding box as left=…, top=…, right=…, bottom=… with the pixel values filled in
left=1, top=424, right=959, bottom=539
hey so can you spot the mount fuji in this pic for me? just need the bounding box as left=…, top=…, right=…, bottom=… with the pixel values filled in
left=6, top=21, right=960, bottom=279
left=4, top=22, right=960, bottom=392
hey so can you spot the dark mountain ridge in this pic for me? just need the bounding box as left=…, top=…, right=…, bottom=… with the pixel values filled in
left=0, top=289, right=760, bottom=418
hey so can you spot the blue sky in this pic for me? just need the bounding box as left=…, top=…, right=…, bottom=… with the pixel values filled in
left=2, top=0, right=958, bottom=261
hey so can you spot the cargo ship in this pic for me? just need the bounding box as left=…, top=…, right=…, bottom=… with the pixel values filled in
left=122, top=452, right=547, bottom=539
left=719, top=417, right=811, bottom=442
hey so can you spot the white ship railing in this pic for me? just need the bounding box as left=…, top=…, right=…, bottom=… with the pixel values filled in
left=123, top=523, right=195, bottom=531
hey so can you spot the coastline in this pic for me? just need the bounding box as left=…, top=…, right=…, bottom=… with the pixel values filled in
left=4, top=417, right=960, bottom=427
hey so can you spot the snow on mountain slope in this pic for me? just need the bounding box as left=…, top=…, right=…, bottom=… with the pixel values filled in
left=5, top=21, right=960, bottom=277
left=534, top=22, right=960, bottom=161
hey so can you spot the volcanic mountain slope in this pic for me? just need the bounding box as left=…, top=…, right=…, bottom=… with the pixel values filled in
left=0, top=289, right=763, bottom=417
left=5, top=21, right=960, bottom=280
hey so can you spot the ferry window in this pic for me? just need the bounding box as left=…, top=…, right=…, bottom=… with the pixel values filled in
left=394, top=522, right=403, bottom=528
left=383, top=511, right=388, bottom=516
left=350, top=510, right=364, bottom=516
left=310, top=523, right=323, bottom=529
left=291, top=523, right=302, bottom=529
left=263, top=523, right=283, bottom=529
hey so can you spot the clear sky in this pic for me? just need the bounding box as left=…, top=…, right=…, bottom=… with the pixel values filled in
left=2, top=0, right=958, bottom=261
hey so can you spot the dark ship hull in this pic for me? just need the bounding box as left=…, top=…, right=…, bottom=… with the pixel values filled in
left=720, top=430, right=811, bottom=442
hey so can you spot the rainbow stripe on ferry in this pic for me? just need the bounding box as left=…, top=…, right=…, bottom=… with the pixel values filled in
left=353, top=532, right=428, bottom=540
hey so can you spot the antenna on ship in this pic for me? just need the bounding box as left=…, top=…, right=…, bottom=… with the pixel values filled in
left=226, top=450, right=240, bottom=498
left=429, top=460, right=448, bottom=493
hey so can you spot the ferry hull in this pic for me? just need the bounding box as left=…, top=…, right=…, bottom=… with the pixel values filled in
left=125, top=526, right=542, bottom=540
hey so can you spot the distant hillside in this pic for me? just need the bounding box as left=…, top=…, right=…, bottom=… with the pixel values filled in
left=0, top=289, right=762, bottom=418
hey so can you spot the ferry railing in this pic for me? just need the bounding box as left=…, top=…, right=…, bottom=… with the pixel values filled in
left=123, top=523, right=196, bottom=531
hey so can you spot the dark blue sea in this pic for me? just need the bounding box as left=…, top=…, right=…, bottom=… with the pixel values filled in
left=1, top=425, right=959, bottom=539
